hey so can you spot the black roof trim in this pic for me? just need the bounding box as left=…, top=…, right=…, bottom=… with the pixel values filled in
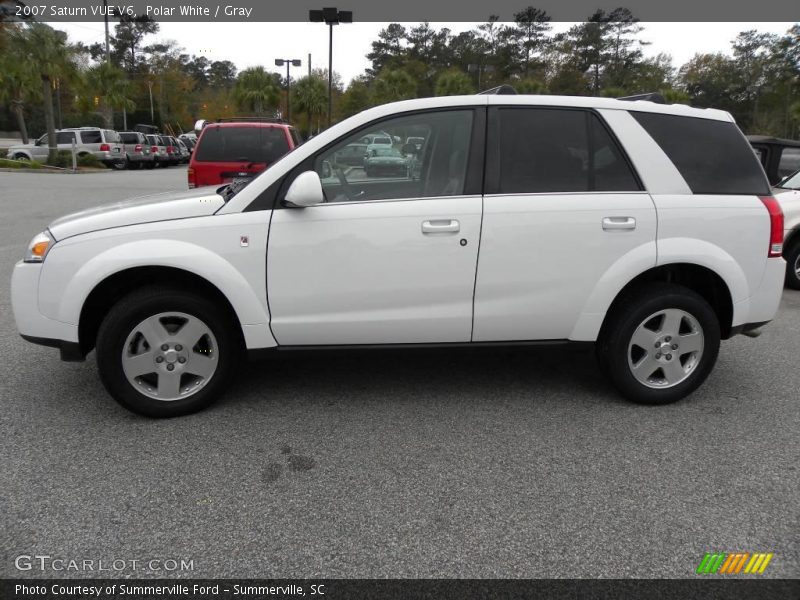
left=746, top=135, right=800, bottom=147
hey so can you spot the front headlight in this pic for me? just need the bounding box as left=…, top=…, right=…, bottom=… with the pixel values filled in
left=24, top=230, right=55, bottom=263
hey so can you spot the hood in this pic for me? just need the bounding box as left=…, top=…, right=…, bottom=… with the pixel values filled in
left=48, top=187, right=225, bottom=240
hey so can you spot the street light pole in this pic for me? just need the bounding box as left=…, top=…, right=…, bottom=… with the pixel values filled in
left=275, top=58, right=302, bottom=122
left=309, top=7, right=352, bottom=128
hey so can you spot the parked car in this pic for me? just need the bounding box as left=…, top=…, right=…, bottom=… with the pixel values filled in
left=7, top=127, right=125, bottom=168
left=178, top=134, right=197, bottom=156
left=118, top=131, right=154, bottom=170
left=175, top=139, right=191, bottom=163
left=145, top=134, right=168, bottom=168
left=332, top=142, right=368, bottom=168
left=405, top=136, right=425, bottom=151
left=773, top=168, right=800, bottom=289
left=747, top=135, right=800, bottom=185
left=363, top=146, right=411, bottom=177
left=188, top=118, right=299, bottom=188
left=11, top=94, right=785, bottom=418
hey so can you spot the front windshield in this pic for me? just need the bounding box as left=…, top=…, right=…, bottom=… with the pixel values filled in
left=778, top=169, right=800, bottom=189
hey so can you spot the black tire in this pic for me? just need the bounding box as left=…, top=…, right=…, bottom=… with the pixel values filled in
left=596, top=283, right=721, bottom=405
left=146, top=162, right=156, bottom=169
left=96, top=286, right=242, bottom=417
left=784, top=242, right=800, bottom=290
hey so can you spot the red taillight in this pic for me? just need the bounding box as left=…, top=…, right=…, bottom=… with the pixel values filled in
left=99, top=143, right=110, bottom=151
left=167, top=146, right=174, bottom=154
left=151, top=146, right=158, bottom=153
left=187, top=167, right=195, bottom=188
left=759, top=196, right=784, bottom=258
left=134, top=144, right=142, bottom=152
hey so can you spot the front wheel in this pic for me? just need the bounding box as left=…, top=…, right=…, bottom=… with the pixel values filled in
left=784, top=243, right=800, bottom=290
left=96, top=286, right=242, bottom=417
left=596, top=283, right=721, bottom=405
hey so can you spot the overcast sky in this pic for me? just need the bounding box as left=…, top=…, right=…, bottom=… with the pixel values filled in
left=56, top=21, right=797, bottom=86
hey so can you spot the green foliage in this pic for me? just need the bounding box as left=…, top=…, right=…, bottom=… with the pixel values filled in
left=435, top=69, right=474, bottom=96
left=0, top=157, right=42, bottom=169
left=233, top=67, right=280, bottom=115
left=46, top=150, right=74, bottom=168
left=372, top=68, right=417, bottom=105
left=77, top=153, right=103, bottom=168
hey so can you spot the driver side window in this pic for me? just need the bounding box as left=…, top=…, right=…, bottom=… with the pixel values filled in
left=313, top=110, right=473, bottom=203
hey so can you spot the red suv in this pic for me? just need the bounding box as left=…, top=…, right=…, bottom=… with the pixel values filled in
left=188, top=118, right=301, bottom=188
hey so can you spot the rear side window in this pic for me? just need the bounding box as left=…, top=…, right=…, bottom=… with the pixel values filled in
left=146, top=135, right=158, bottom=145
left=493, top=108, right=640, bottom=194
left=104, top=130, right=121, bottom=143
left=119, top=133, right=141, bottom=144
left=80, top=130, right=101, bottom=144
left=631, top=112, right=770, bottom=195
left=195, top=126, right=290, bottom=164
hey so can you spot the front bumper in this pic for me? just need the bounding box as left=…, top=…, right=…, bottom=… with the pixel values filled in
left=11, top=261, right=81, bottom=360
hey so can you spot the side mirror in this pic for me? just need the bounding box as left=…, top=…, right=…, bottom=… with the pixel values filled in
left=284, top=170, right=324, bottom=207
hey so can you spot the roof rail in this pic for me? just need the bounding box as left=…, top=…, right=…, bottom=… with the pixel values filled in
left=216, top=117, right=288, bottom=124
left=478, top=85, right=517, bottom=96
left=617, top=92, right=666, bottom=104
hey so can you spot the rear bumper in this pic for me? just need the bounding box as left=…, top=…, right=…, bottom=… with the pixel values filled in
left=745, top=257, right=785, bottom=324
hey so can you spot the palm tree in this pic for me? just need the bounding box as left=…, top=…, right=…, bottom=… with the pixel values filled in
left=84, top=63, right=135, bottom=129
left=0, top=34, right=39, bottom=143
left=16, top=23, right=75, bottom=163
left=292, top=75, right=327, bottom=135
left=435, top=69, right=475, bottom=96
left=372, top=68, right=417, bottom=105
left=233, top=67, right=280, bottom=115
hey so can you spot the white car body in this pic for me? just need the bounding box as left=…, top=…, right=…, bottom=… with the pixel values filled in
left=11, top=94, right=786, bottom=414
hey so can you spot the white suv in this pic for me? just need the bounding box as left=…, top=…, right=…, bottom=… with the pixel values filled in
left=11, top=94, right=785, bottom=417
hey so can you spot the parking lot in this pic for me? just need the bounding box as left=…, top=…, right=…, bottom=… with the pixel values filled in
left=0, top=168, right=798, bottom=578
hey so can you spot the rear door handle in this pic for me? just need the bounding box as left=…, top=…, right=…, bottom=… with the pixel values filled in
left=602, top=217, right=636, bottom=231
left=422, top=219, right=460, bottom=233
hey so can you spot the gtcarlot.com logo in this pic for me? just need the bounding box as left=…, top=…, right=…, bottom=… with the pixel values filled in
left=15, top=555, right=194, bottom=572
left=696, top=552, right=774, bottom=575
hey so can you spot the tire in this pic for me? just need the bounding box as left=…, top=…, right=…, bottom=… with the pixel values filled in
left=112, top=159, right=128, bottom=171
left=146, top=162, right=156, bottom=169
left=12, top=153, right=28, bottom=161
left=96, top=286, right=242, bottom=417
left=784, top=242, right=800, bottom=290
left=596, top=283, right=721, bottom=405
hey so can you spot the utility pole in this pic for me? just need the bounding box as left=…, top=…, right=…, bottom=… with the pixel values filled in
left=275, top=58, right=302, bottom=122
left=309, top=7, right=352, bottom=128
left=103, top=0, right=110, bottom=64
left=308, top=53, right=311, bottom=78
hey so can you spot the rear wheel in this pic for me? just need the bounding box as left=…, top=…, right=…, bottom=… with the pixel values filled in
left=96, top=286, right=242, bottom=417
left=596, top=283, right=720, bottom=405
left=784, top=242, right=800, bottom=290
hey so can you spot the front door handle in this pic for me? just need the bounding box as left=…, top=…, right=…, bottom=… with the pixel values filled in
left=602, top=217, right=636, bottom=231
left=422, top=219, right=460, bottom=233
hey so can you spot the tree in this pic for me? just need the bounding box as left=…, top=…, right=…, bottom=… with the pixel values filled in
left=435, top=69, right=474, bottom=96
left=366, top=23, right=407, bottom=76
left=372, top=68, right=417, bottom=105
left=113, top=14, right=159, bottom=72
left=208, top=60, right=237, bottom=88
left=84, top=62, right=134, bottom=128
left=292, top=75, right=327, bottom=134
left=0, top=26, right=39, bottom=143
left=233, top=67, right=280, bottom=115
left=18, top=23, right=75, bottom=163
left=510, top=7, right=551, bottom=77
left=338, top=77, right=372, bottom=119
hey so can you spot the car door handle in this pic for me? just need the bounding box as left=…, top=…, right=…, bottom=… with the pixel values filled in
left=602, top=217, right=636, bottom=231
left=422, top=219, right=460, bottom=233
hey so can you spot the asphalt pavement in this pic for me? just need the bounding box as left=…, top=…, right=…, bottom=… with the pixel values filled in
left=0, top=168, right=798, bottom=579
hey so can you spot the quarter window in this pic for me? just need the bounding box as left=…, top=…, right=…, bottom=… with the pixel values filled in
left=80, top=130, right=102, bottom=144
left=494, top=108, right=640, bottom=194
left=631, top=111, right=770, bottom=195
left=312, top=110, right=474, bottom=203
